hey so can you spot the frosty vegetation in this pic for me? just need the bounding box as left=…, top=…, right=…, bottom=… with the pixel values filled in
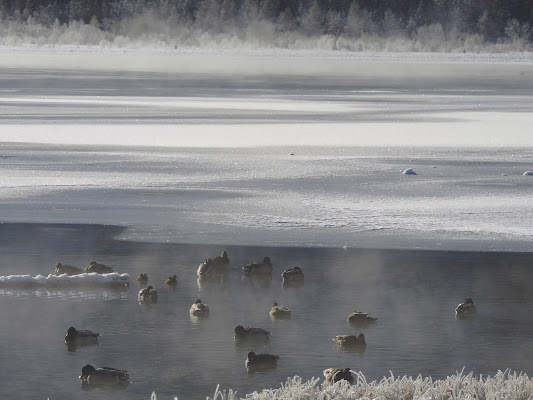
left=1, top=0, right=532, bottom=52
left=151, top=369, right=533, bottom=400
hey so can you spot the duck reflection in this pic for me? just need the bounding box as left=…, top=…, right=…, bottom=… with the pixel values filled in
left=241, top=274, right=271, bottom=289
left=245, top=351, right=279, bottom=374
left=197, top=274, right=228, bottom=291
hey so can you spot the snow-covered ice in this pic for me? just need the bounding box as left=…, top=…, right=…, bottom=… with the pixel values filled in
left=0, top=47, right=533, bottom=252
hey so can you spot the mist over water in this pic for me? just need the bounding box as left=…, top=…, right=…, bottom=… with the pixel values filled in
left=1, top=224, right=533, bottom=399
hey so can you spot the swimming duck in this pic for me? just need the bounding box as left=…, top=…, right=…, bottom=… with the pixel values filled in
left=64, top=327, right=99, bottom=345
left=54, top=263, right=83, bottom=276
left=190, top=299, right=209, bottom=316
left=80, top=364, right=129, bottom=385
left=136, top=273, right=148, bottom=283
left=138, top=285, right=158, bottom=302
left=270, top=302, right=291, bottom=318
left=197, top=251, right=230, bottom=276
left=242, top=257, right=273, bottom=275
left=455, top=297, right=477, bottom=315
left=281, top=267, right=304, bottom=283
left=245, top=351, right=279, bottom=368
left=84, top=261, right=113, bottom=274
left=323, top=368, right=354, bottom=384
left=333, top=333, right=366, bottom=347
left=166, top=275, right=177, bottom=286
left=347, top=311, right=377, bottom=325
left=234, top=325, right=270, bottom=340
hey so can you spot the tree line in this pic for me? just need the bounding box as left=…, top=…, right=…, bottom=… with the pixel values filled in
left=1, top=0, right=532, bottom=45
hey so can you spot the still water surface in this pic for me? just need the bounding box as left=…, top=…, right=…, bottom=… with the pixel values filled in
left=1, top=223, right=532, bottom=399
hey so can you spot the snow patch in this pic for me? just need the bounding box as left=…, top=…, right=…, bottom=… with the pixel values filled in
left=0, top=272, right=130, bottom=288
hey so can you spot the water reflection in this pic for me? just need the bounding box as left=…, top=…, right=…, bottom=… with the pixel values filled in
left=0, top=287, right=129, bottom=300
left=197, top=275, right=228, bottom=291
left=66, top=341, right=100, bottom=353
left=81, top=381, right=129, bottom=391
left=241, top=274, right=272, bottom=289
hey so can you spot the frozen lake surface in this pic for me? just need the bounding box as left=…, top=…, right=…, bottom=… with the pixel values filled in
left=1, top=48, right=533, bottom=398
left=1, top=48, right=533, bottom=251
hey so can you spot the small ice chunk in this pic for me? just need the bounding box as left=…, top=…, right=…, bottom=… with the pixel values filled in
left=402, top=168, right=417, bottom=175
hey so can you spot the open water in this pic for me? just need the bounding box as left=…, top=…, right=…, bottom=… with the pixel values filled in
left=1, top=223, right=532, bottom=399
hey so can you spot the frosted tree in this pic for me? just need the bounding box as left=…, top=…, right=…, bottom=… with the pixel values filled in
left=381, top=8, right=401, bottom=36
left=259, top=0, right=280, bottom=22
left=299, top=0, right=324, bottom=36
left=277, top=6, right=296, bottom=31
left=325, top=10, right=344, bottom=36
left=69, top=0, right=102, bottom=23
left=504, top=18, right=532, bottom=43
left=237, top=0, right=260, bottom=30
left=477, top=10, right=499, bottom=42
left=220, top=0, right=236, bottom=25
left=344, top=3, right=376, bottom=37
left=194, top=0, right=221, bottom=32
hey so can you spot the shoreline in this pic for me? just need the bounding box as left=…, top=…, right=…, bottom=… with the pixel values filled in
left=2, top=222, right=533, bottom=260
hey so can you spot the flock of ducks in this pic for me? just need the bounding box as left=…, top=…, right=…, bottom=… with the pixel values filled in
left=54, top=261, right=113, bottom=276
left=57, top=252, right=478, bottom=386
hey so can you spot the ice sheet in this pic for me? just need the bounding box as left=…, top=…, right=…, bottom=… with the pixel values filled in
left=1, top=48, right=532, bottom=251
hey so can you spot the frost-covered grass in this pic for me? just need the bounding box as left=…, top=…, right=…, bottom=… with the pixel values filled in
left=151, top=370, right=533, bottom=400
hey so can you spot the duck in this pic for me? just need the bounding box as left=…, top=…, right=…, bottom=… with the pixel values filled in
left=455, top=297, right=477, bottom=315
left=270, top=302, right=291, bottom=318
left=323, top=368, right=354, bottom=384
left=347, top=311, right=377, bottom=325
left=242, top=257, right=273, bottom=275
left=64, top=327, right=99, bottom=345
left=138, top=285, right=158, bottom=302
left=84, top=261, right=113, bottom=274
left=197, top=251, right=230, bottom=276
left=190, top=299, right=209, bottom=316
left=333, top=333, right=366, bottom=347
left=281, top=267, right=304, bottom=283
left=234, top=325, right=270, bottom=340
left=79, top=364, right=129, bottom=385
left=166, top=275, right=177, bottom=286
left=54, top=263, right=83, bottom=276
left=136, top=273, right=148, bottom=283
left=245, top=351, right=279, bottom=368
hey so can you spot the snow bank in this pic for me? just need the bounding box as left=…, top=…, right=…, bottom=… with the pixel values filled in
left=0, top=272, right=130, bottom=288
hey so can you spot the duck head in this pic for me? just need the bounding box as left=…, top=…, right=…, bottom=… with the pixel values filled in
left=80, top=364, right=96, bottom=380
left=67, top=327, right=78, bottom=336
